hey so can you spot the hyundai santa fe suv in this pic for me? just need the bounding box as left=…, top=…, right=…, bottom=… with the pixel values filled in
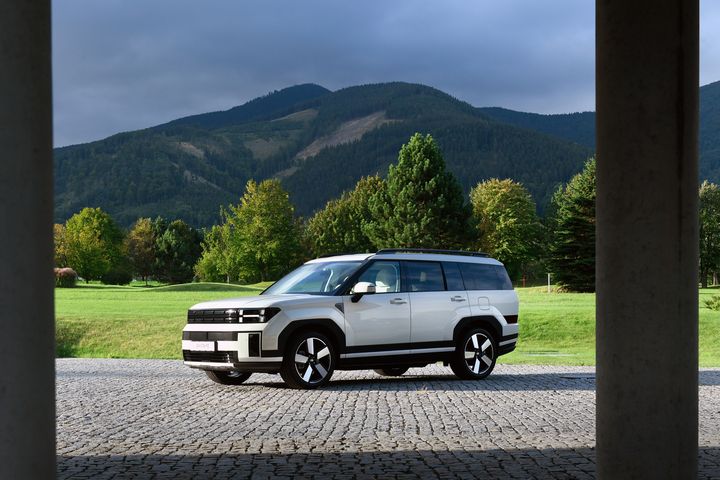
left=182, top=248, right=519, bottom=389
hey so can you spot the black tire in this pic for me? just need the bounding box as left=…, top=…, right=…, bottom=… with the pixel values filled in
left=374, top=367, right=409, bottom=377
left=450, top=328, right=497, bottom=380
left=280, top=331, right=335, bottom=389
left=204, top=370, right=252, bottom=385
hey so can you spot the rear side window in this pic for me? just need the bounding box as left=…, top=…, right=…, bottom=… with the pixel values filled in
left=458, top=263, right=513, bottom=290
left=441, top=262, right=465, bottom=291
left=403, top=261, right=445, bottom=292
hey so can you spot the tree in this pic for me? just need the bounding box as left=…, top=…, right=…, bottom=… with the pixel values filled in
left=195, top=222, right=238, bottom=283
left=54, top=223, right=68, bottom=267
left=470, top=178, right=541, bottom=280
left=63, top=207, right=124, bottom=282
left=305, top=175, right=384, bottom=256
left=227, top=179, right=303, bottom=282
left=364, top=133, right=471, bottom=249
left=699, top=181, right=720, bottom=287
left=125, top=218, right=156, bottom=285
left=154, top=219, right=202, bottom=284
left=548, top=158, right=596, bottom=292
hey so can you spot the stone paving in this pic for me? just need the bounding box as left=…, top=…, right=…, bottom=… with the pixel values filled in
left=57, top=359, right=720, bottom=479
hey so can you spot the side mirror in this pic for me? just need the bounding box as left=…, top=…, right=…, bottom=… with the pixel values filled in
left=351, top=282, right=376, bottom=303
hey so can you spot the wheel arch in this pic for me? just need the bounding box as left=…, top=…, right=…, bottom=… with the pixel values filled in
left=276, top=318, right=346, bottom=356
left=453, top=315, right=502, bottom=345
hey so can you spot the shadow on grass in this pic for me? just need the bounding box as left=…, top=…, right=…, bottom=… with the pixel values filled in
left=56, top=447, right=720, bottom=479
left=56, top=323, right=86, bottom=357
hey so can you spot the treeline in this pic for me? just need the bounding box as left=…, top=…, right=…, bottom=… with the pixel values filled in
left=54, top=212, right=202, bottom=286
left=53, top=132, right=720, bottom=292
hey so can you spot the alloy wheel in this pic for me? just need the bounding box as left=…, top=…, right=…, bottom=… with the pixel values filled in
left=293, top=337, right=332, bottom=384
left=463, top=332, right=495, bottom=376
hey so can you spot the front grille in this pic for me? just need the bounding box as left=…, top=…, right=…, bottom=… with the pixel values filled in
left=187, top=308, right=278, bottom=324
left=187, top=309, right=239, bottom=324
left=183, top=351, right=238, bottom=363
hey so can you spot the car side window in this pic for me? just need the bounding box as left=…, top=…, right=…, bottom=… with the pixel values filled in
left=403, top=261, right=446, bottom=292
left=442, top=262, right=465, bottom=291
left=356, top=261, right=400, bottom=293
left=458, top=263, right=513, bottom=290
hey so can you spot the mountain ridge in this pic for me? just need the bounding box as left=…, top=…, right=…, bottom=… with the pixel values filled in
left=54, top=80, right=720, bottom=227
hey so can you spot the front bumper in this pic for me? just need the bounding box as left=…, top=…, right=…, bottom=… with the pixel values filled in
left=182, top=330, right=282, bottom=372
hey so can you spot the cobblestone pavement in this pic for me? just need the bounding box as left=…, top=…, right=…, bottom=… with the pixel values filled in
left=57, top=359, right=720, bottom=479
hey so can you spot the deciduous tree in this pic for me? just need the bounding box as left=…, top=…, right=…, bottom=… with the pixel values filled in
left=470, top=178, right=541, bottom=280
left=64, top=207, right=124, bottom=282
left=306, top=175, right=384, bottom=256
left=125, top=218, right=156, bottom=285
left=228, top=179, right=303, bottom=282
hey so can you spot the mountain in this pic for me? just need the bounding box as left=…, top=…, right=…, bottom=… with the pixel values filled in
left=55, top=82, right=597, bottom=227
left=478, top=108, right=596, bottom=150
left=159, top=83, right=331, bottom=130
left=700, top=80, right=720, bottom=182
left=480, top=80, right=720, bottom=182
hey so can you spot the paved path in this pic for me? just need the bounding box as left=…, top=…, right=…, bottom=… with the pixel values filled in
left=57, top=359, right=720, bottom=479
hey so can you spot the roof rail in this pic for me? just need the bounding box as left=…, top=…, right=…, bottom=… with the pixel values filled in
left=317, top=252, right=372, bottom=258
left=375, top=248, right=489, bottom=258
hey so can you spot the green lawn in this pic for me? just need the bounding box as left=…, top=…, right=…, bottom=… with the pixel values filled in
left=55, top=283, right=720, bottom=366
left=55, top=282, right=271, bottom=359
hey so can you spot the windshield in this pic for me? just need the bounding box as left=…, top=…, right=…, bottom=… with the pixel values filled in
left=262, top=261, right=362, bottom=295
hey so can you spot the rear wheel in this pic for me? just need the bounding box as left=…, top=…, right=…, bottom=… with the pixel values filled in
left=374, top=367, right=409, bottom=377
left=450, top=328, right=497, bottom=380
left=280, top=331, right=335, bottom=389
left=205, top=370, right=252, bottom=385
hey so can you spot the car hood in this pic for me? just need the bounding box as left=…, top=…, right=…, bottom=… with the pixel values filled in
left=189, top=294, right=320, bottom=310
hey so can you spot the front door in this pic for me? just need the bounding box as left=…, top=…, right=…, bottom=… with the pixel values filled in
left=342, top=260, right=411, bottom=355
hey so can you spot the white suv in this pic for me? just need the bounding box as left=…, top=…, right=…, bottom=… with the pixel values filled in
left=182, top=248, right=519, bottom=389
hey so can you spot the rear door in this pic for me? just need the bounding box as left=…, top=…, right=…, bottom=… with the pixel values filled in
left=404, top=261, right=468, bottom=345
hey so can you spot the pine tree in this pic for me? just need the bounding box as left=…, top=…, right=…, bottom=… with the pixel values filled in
left=364, top=133, right=470, bottom=249
left=154, top=220, right=202, bottom=284
left=699, top=181, right=720, bottom=287
left=548, top=158, right=596, bottom=292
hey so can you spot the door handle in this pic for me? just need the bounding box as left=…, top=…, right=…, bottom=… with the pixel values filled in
left=390, top=298, right=407, bottom=305
left=451, top=296, right=466, bottom=302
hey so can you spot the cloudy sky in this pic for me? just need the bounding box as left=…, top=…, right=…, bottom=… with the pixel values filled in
left=53, top=1, right=720, bottom=147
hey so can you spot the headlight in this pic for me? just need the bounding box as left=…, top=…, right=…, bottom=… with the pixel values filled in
left=240, top=307, right=281, bottom=323
left=261, top=307, right=281, bottom=322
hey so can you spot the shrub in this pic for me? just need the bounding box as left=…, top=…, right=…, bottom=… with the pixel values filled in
left=100, top=266, right=133, bottom=285
left=54, top=267, right=78, bottom=288
left=704, top=295, right=720, bottom=311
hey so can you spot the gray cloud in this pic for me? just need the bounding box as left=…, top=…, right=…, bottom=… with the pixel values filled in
left=53, top=0, right=720, bottom=147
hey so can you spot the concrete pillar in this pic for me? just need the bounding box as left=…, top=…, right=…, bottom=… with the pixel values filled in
left=0, top=1, right=56, bottom=478
left=596, top=1, right=698, bottom=478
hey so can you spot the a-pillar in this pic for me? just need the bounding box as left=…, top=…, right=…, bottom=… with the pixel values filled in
left=0, top=0, right=56, bottom=478
left=596, top=1, right=699, bottom=478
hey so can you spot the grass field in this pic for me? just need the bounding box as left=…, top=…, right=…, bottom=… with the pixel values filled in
left=55, top=283, right=720, bottom=366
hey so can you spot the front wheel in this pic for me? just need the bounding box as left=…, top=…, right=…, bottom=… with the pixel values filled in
left=374, top=367, right=409, bottom=377
left=280, top=331, right=335, bottom=389
left=450, top=328, right=497, bottom=380
left=205, top=370, right=252, bottom=385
